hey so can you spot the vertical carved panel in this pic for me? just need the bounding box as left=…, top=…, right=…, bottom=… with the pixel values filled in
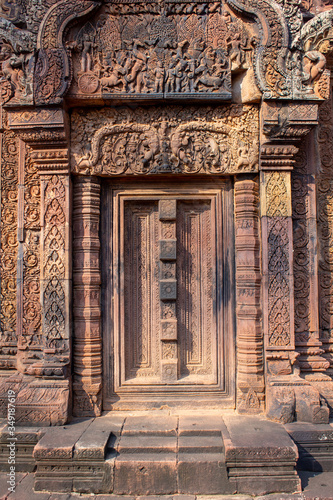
left=235, top=175, right=264, bottom=413
left=73, top=176, right=102, bottom=416
left=317, top=94, right=333, bottom=375
left=0, top=130, right=19, bottom=369
left=18, top=152, right=42, bottom=369
left=42, top=175, right=68, bottom=352
left=124, top=201, right=160, bottom=379
left=177, top=201, right=215, bottom=380
left=262, top=171, right=294, bottom=351
left=292, top=137, right=329, bottom=374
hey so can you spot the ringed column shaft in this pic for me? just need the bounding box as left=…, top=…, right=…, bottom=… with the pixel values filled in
left=235, top=175, right=264, bottom=413
left=72, top=176, right=102, bottom=416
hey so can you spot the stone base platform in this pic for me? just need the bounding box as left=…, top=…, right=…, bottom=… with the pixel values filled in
left=285, top=422, right=333, bottom=472
left=4, top=412, right=332, bottom=497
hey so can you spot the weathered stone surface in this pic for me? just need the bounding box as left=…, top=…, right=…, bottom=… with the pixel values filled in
left=113, top=454, right=178, bottom=496
left=223, top=416, right=301, bottom=495
left=285, top=421, right=333, bottom=472
left=122, top=416, right=178, bottom=436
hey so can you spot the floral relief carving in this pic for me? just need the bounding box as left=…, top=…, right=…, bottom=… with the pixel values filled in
left=0, top=129, right=18, bottom=367
left=71, top=105, right=259, bottom=176
left=42, top=175, right=67, bottom=353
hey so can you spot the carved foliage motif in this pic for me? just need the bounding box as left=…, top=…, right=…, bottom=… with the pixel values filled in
left=42, top=175, right=67, bottom=353
left=264, top=172, right=292, bottom=348
left=22, top=153, right=41, bottom=350
left=0, top=129, right=18, bottom=366
left=71, top=105, right=259, bottom=176
left=317, top=93, right=333, bottom=371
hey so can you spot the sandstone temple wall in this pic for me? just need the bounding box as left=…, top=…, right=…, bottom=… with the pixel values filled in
left=0, top=0, right=333, bottom=425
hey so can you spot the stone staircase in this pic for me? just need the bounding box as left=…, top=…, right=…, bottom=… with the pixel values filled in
left=3, top=412, right=332, bottom=496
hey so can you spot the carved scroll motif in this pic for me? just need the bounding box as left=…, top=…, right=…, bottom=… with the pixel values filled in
left=71, top=105, right=259, bottom=176
left=292, top=138, right=329, bottom=374
left=0, top=130, right=19, bottom=369
left=317, top=96, right=333, bottom=374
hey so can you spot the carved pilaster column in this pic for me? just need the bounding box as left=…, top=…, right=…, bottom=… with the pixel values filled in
left=261, top=143, right=329, bottom=423
left=0, top=108, right=71, bottom=425
left=32, top=148, right=71, bottom=378
left=72, top=176, right=102, bottom=417
left=234, top=175, right=264, bottom=413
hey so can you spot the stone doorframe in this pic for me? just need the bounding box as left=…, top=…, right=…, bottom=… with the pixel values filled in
left=3, top=93, right=330, bottom=425
left=2, top=2, right=333, bottom=425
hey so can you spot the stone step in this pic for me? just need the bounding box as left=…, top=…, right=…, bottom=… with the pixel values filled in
left=223, top=415, right=301, bottom=496
left=178, top=434, right=224, bottom=453
left=31, top=413, right=305, bottom=497
left=285, top=421, right=333, bottom=472
left=118, top=434, right=177, bottom=454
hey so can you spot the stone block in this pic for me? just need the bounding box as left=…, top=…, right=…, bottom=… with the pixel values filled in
left=178, top=434, right=223, bottom=453
left=74, top=415, right=121, bottom=460
left=33, top=419, right=92, bottom=460
left=285, top=422, right=333, bottom=472
left=161, top=319, right=178, bottom=340
left=223, top=415, right=301, bottom=495
left=122, top=415, right=178, bottom=436
left=113, top=453, right=177, bottom=495
left=178, top=452, right=232, bottom=495
left=178, top=415, right=225, bottom=436
left=160, top=280, right=177, bottom=300
left=160, top=239, right=177, bottom=260
left=119, top=434, right=177, bottom=453
left=0, top=426, right=44, bottom=472
left=161, top=359, right=178, bottom=382
left=159, top=200, right=177, bottom=220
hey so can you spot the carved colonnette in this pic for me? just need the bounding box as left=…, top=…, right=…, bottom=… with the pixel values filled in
left=72, top=176, right=102, bottom=416
left=234, top=175, right=264, bottom=413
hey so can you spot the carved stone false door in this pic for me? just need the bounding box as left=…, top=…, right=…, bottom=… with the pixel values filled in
left=102, top=183, right=235, bottom=410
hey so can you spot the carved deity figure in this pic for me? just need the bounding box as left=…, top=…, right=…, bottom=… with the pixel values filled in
left=81, top=34, right=94, bottom=73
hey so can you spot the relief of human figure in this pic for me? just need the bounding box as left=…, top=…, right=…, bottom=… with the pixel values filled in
left=125, top=39, right=149, bottom=93
left=153, top=59, right=165, bottom=93
left=81, top=34, right=94, bottom=73
left=100, top=54, right=126, bottom=91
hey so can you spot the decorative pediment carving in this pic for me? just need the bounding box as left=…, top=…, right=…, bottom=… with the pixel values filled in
left=0, top=0, right=332, bottom=107
left=71, top=105, right=259, bottom=176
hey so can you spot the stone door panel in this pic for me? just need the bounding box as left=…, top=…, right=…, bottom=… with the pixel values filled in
left=102, top=181, right=235, bottom=410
